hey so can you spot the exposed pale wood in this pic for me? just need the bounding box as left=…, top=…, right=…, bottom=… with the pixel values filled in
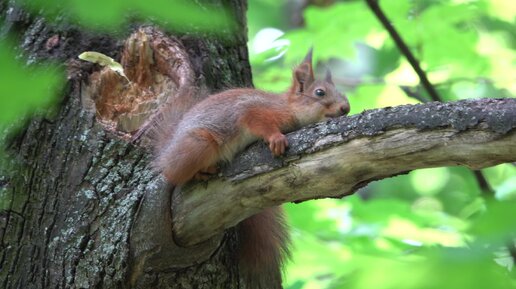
left=173, top=98, right=516, bottom=247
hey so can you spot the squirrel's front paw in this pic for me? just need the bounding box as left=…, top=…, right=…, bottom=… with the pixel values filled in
left=268, top=133, right=288, bottom=156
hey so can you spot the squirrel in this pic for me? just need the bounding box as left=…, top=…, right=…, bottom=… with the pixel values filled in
left=153, top=49, right=350, bottom=288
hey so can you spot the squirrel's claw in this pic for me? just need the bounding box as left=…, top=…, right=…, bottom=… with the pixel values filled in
left=268, top=133, right=288, bottom=156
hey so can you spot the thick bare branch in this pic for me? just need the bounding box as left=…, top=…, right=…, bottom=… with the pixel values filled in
left=172, top=98, right=516, bottom=247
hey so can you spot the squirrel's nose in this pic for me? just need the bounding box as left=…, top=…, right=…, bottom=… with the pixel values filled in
left=340, top=104, right=350, bottom=115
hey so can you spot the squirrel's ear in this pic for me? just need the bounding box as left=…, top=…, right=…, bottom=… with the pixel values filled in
left=325, top=69, right=333, bottom=84
left=293, top=48, right=314, bottom=93
left=302, top=47, right=313, bottom=65
left=294, top=63, right=314, bottom=94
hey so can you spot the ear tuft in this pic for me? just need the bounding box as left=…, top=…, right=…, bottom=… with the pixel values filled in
left=291, top=48, right=315, bottom=94
left=325, top=69, right=333, bottom=84
left=302, top=47, right=313, bottom=65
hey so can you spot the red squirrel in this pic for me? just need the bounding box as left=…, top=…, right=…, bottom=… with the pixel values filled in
left=155, top=49, right=349, bottom=288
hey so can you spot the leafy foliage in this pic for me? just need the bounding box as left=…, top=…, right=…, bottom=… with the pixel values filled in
left=247, top=0, right=516, bottom=288
left=0, top=40, right=63, bottom=133
left=15, top=0, right=233, bottom=32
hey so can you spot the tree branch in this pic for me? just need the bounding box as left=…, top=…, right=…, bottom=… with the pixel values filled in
left=172, top=98, right=516, bottom=247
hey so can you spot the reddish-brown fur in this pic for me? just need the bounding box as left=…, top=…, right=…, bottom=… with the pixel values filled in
left=153, top=49, right=349, bottom=288
left=162, top=128, right=220, bottom=184
left=237, top=207, right=290, bottom=289
left=239, top=107, right=295, bottom=156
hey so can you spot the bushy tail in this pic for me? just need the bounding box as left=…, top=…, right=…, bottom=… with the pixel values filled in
left=237, top=207, right=291, bottom=289
left=131, top=85, right=206, bottom=149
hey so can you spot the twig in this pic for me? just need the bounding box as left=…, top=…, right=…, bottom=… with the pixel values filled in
left=364, top=0, right=441, bottom=102
left=507, top=240, right=516, bottom=266
left=473, top=170, right=495, bottom=196
left=399, top=85, right=428, bottom=103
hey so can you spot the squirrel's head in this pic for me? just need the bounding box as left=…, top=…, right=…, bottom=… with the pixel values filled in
left=289, top=48, right=350, bottom=125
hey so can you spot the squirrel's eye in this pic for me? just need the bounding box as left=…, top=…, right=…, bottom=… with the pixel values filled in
left=314, top=89, right=326, bottom=97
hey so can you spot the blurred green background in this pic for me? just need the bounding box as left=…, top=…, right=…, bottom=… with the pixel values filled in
left=246, top=1, right=515, bottom=288
left=0, top=0, right=515, bottom=288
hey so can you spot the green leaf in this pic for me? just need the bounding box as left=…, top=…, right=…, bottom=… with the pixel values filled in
left=410, top=168, right=450, bottom=196
left=0, top=40, right=64, bottom=127
left=494, top=176, right=516, bottom=201
left=348, top=247, right=516, bottom=289
left=369, top=44, right=401, bottom=77
left=470, top=200, right=516, bottom=244
left=284, top=1, right=379, bottom=63
left=17, top=0, right=233, bottom=33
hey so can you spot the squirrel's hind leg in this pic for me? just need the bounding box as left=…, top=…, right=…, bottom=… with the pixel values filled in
left=163, top=129, right=220, bottom=185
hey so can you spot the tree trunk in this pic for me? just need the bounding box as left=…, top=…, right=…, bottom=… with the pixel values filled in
left=0, top=1, right=253, bottom=288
